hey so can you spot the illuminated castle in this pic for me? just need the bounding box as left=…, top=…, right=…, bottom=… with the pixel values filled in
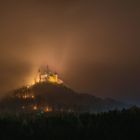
left=34, top=65, right=63, bottom=84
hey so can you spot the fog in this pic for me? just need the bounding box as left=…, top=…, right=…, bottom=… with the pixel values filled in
left=0, top=0, right=139, bottom=104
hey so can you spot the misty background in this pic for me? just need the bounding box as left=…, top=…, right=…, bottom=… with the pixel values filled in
left=0, top=0, right=139, bottom=104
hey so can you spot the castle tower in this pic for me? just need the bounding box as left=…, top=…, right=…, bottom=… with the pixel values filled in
left=34, top=65, right=63, bottom=84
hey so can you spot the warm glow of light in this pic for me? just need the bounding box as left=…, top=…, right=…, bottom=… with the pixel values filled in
left=28, top=80, right=35, bottom=86
left=48, top=75, right=63, bottom=84
left=48, top=75, right=58, bottom=83
left=31, top=95, right=35, bottom=99
left=35, top=77, right=40, bottom=83
left=22, top=95, right=27, bottom=99
left=18, top=94, right=35, bottom=99
left=33, top=105, right=38, bottom=110
left=44, top=106, right=52, bottom=112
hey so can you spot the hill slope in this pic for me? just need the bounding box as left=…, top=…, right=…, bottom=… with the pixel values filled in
left=0, top=82, right=127, bottom=113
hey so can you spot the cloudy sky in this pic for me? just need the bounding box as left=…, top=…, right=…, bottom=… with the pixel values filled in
left=0, top=0, right=139, bottom=104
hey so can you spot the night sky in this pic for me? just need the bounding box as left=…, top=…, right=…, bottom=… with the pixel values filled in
left=0, top=0, right=139, bottom=104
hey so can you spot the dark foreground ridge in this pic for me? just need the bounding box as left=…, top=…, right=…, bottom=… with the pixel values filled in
left=0, top=106, right=140, bottom=139
left=0, top=82, right=128, bottom=113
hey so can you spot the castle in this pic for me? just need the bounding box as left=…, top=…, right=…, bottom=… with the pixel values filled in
left=34, top=65, right=63, bottom=85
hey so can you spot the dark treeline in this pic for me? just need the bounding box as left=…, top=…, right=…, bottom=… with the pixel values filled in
left=0, top=106, right=140, bottom=140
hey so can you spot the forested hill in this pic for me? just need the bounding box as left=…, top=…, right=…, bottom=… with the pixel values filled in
left=0, top=82, right=128, bottom=113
